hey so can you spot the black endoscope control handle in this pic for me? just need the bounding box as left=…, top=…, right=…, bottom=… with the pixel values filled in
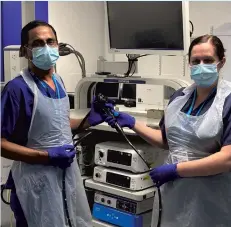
left=95, top=93, right=123, bottom=134
left=102, top=107, right=122, bottom=133
left=94, top=93, right=116, bottom=118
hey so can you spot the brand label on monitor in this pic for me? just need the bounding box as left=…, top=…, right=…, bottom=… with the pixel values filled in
left=104, top=79, right=146, bottom=84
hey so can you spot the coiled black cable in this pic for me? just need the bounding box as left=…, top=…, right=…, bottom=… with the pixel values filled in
left=1, top=185, right=11, bottom=205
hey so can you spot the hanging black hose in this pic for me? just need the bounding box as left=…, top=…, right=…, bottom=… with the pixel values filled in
left=156, top=187, right=162, bottom=227
left=62, top=169, right=72, bottom=227
left=62, top=111, right=92, bottom=227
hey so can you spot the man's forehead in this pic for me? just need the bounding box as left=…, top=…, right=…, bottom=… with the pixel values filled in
left=28, top=26, right=55, bottom=41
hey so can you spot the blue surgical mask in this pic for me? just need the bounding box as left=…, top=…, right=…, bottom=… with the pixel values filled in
left=31, top=45, right=59, bottom=70
left=190, top=63, right=219, bottom=87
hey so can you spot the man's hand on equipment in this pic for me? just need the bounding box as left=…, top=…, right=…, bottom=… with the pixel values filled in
left=47, top=145, right=76, bottom=169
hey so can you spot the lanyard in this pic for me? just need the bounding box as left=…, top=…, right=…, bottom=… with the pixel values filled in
left=39, top=75, right=60, bottom=99
left=186, top=87, right=216, bottom=116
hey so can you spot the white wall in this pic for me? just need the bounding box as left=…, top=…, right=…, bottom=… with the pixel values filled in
left=190, top=1, right=231, bottom=36
left=49, top=1, right=231, bottom=92
left=49, top=1, right=105, bottom=92
left=213, top=23, right=231, bottom=81
left=190, top=2, right=231, bottom=82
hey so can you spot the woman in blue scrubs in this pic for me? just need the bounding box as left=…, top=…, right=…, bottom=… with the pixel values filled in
left=99, top=35, right=231, bottom=227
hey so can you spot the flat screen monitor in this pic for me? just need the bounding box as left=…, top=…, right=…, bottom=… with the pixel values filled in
left=106, top=1, right=190, bottom=56
left=121, top=84, right=136, bottom=101
left=95, top=82, right=120, bottom=100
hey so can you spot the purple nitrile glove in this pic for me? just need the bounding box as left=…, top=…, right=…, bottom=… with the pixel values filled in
left=105, top=111, right=135, bottom=129
left=47, top=145, right=76, bottom=169
left=149, top=164, right=180, bottom=187
left=88, top=97, right=115, bottom=126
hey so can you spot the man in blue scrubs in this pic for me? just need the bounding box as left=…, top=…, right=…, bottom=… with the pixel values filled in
left=1, top=20, right=104, bottom=227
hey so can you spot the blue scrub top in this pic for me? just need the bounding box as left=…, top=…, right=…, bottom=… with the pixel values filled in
left=159, top=87, right=231, bottom=147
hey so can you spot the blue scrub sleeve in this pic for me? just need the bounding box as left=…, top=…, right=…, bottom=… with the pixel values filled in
left=1, top=84, right=20, bottom=140
left=159, top=116, right=167, bottom=144
left=221, top=95, right=231, bottom=147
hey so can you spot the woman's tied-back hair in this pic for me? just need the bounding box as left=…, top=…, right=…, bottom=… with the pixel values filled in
left=188, top=35, right=225, bottom=62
